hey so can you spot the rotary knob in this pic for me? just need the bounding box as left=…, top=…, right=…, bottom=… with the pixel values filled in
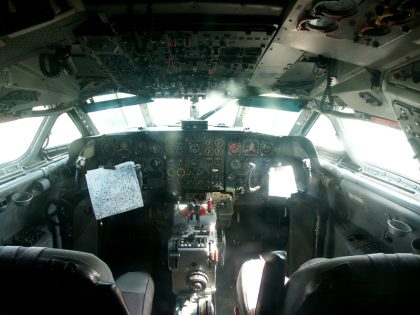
left=188, top=271, right=208, bottom=292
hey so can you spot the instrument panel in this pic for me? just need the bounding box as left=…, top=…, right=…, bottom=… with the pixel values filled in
left=95, top=131, right=309, bottom=193
left=165, top=135, right=225, bottom=191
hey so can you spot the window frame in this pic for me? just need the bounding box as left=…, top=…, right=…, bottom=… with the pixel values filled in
left=0, top=111, right=88, bottom=180
left=44, top=113, right=83, bottom=148
left=304, top=113, right=345, bottom=154
left=41, top=112, right=86, bottom=158
left=333, top=116, right=420, bottom=192
left=304, top=113, right=420, bottom=194
left=0, top=116, right=49, bottom=169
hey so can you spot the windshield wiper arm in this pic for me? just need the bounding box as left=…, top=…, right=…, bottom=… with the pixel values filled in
left=199, top=99, right=232, bottom=120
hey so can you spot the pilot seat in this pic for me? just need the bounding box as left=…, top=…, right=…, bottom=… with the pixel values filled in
left=0, top=246, right=154, bottom=315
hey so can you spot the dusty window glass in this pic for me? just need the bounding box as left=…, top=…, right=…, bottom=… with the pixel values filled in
left=46, top=114, right=82, bottom=148
left=0, top=117, right=44, bottom=164
left=242, top=107, right=301, bottom=136
left=341, top=119, right=420, bottom=182
left=306, top=115, right=344, bottom=151
left=89, top=105, right=146, bottom=134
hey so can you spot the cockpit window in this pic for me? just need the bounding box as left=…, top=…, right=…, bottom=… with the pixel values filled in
left=86, top=93, right=301, bottom=136
left=88, top=105, right=147, bottom=134
left=0, top=116, right=44, bottom=165
left=341, top=118, right=420, bottom=182
left=147, top=98, right=191, bottom=126
left=205, top=101, right=239, bottom=127
left=306, top=115, right=344, bottom=152
left=45, top=114, right=82, bottom=148
left=242, top=107, right=301, bottom=136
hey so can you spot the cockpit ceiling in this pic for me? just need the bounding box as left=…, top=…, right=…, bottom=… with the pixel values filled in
left=1, top=0, right=420, bottom=116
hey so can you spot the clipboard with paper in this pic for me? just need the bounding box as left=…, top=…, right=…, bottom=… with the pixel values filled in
left=85, top=161, right=144, bottom=220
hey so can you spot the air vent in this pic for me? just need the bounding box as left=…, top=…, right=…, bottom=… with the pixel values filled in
left=0, top=90, right=41, bottom=104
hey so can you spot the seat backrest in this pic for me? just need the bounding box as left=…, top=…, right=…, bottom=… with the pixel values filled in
left=282, top=253, right=420, bottom=315
left=0, top=246, right=131, bottom=315
left=236, top=251, right=287, bottom=315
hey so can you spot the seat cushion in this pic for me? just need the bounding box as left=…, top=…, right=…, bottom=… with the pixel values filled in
left=117, top=272, right=155, bottom=315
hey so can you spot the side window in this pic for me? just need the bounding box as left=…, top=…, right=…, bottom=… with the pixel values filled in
left=45, top=114, right=82, bottom=148
left=306, top=115, right=344, bottom=152
left=341, top=119, right=420, bottom=182
left=0, top=117, right=44, bottom=165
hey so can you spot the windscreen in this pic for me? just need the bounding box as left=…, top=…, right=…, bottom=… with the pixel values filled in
left=87, top=93, right=301, bottom=136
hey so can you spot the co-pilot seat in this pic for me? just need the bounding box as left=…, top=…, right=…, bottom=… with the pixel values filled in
left=0, top=246, right=154, bottom=315
left=236, top=251, right=287, bottom=315
left=237, top=252, right=420, bottom=315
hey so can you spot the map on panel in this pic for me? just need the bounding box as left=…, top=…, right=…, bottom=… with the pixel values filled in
left=86, top=161, right=143, bottom=219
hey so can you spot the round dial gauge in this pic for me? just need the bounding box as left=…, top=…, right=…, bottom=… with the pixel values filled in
left=228, top=143, right=241, bottom=155
left=260, top=141, right=273, bottom=155
left=214, top=138, right=224, bottom=147
left=205, top=147, right=213, bottom=155
left=214, top=147, right=223, bottom=156
left=167, top=168, right=176, bottom=177
left=103, top=142, right=115, bottom=155
left=150, top=158, right=162, bottom=170
left=242, top=140, right=258, bottom=155
left=214, top=157, right=222, bottom=165
left=188, top=143, right=202, bottom=155
left=230, top=159, right=241, bottom=170
left=134, top=141, right=147, bottom=154
left=149, top=142, right=162, bottom=154
left=137, top=158, right=147, bottom=170
left=177, top=168, right=186, bottom=177
left=204, top=138, right=213, bottom=146
left=116, top=140, right=132, bottom=155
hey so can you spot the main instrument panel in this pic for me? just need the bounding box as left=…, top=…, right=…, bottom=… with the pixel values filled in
left=95, top=130, right=309, bottom=193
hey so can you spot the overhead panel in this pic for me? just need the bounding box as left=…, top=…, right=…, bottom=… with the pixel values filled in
left=72, top=6, right=282, bottom=99
left=249, top=42, right=303, bottom=88
left=276, top=0, right=420, bottom=69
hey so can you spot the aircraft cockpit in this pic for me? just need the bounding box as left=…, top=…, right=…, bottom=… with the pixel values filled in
left=0, top=1, right=420, bottom=315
